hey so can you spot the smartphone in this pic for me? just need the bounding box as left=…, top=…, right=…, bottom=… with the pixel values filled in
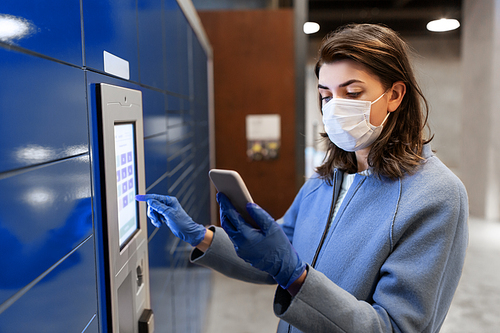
left=209, top=169, right=259, bottom=228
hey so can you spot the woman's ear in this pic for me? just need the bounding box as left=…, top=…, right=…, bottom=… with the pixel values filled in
left=387, top=81, right=406, bottom=112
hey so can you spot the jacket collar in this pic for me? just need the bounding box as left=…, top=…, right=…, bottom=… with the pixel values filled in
left=422, top=143, right=433, bottom=159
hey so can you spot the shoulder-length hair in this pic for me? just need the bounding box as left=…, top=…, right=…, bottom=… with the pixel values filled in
left=315, top=23, right=432, bottom=182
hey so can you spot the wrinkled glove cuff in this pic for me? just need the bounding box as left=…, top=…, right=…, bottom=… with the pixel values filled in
left=274, top=258, right=307, bottom=290
left=188, top=225, right=207, bottom=247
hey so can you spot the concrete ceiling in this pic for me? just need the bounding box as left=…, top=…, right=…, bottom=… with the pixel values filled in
left=193, top=0, right=462, bottom=38
left=308, top=0, right=462, bottom=38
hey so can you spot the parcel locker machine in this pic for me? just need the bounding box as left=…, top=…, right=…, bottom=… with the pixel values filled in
left=93, top=83, right=154, bottom=333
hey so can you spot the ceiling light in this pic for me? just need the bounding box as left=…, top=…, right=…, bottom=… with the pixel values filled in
left=303, top=22, right=320, bottom=35
left=426, top=18, right=460, bottom=32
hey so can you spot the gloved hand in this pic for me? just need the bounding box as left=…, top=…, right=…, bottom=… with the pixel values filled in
left=136, top=194, right=206, bottom=247
left=217, top=193, right=306, bottom=289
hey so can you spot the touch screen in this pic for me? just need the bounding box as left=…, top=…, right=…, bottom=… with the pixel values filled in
left=114, top=123, right=138, bottom=247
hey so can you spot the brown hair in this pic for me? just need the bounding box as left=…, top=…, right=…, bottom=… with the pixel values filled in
left=315, top=23, right=432, bottom=182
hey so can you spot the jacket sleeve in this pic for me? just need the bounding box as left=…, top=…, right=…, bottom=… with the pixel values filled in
left=274, top=171, right=469, bottom=333
left=190, top=226, right=276, bottom=285
left=191, top=177, right=320, bottom=285
left=275, top=265, right=392, bottom=332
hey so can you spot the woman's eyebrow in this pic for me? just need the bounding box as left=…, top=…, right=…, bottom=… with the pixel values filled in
left=318, top=79, right=364, bottom=90
left=338, top=79, right=364, bottom=87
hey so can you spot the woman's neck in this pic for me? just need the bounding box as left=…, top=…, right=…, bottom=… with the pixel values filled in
left=355, top=148, right=371, bottom=172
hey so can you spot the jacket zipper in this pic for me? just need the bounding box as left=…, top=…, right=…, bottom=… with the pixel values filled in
left=287, top=170, right=339, bottom=333
left=311, top=169, right=339, bottom=268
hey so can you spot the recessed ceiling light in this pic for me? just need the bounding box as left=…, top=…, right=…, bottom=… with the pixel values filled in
left=426, top=18, right=460, bottom=32
left=303, top=22, right=320, bottom=35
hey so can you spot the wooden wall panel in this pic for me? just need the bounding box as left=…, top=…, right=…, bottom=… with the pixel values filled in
left=199, top=9, right=297, bottom=219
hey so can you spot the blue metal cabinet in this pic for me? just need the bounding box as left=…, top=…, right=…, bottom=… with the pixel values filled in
left=164, top=1, right=190, bottom=97
left=167, top=136, right=194, bottom=196
left=82, top=317, right=99, bottom=333
left=147, top=175, right=192, bottom=332
left=149, top=266, right=212, bottom=333
left=166, top=98, right=185, bottom=135
left=0, top=239, right=97, bottom=333
left=137, top=0, right=166, bottom=90
left=142, top=89, right=169, bottom=189
left=0, top=0, right=82, bottom=66
left=0, top=0, right=212, bottom=331
left=82, top=0, right=139, bottom=81
left=185, top=32, right=211, bottom=226
left=142, top=89, right=168, bottom=138
left=144, top=134, right=168, bottom=190
left=0, top=156, right=93, bottom=304
left=166, top=94, right=183, bottom=113
left=192, top=31, right=209, bottom=106
left=85, top=71, right=137, bottom=93
left=0, top=49, right=87, bottom=173
left=144, top=175, right=170, bottom=238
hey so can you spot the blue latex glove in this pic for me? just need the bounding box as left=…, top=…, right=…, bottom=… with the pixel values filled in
left=217, top=193, right=306, bottom=289
left=136, top=194, right=206, bottom=247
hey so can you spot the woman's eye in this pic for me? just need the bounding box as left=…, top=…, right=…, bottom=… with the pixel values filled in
left=321, top=96, right=332, bottom=104
left=346, top=91, right=361, bottom=98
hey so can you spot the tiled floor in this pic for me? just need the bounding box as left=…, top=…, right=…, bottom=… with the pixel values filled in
left=204, top=271, right=279, bottom=333
left=204, top=217, right=500, bottom=333
left=440, top=217, right=500, bottom=333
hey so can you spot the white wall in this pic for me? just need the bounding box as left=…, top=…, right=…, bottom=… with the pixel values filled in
left=406, top=35, right=462, bottom=173
left=460, top=0, right=500, bottom=219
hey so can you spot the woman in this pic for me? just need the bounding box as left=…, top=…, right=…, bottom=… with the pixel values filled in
left=137, top=24, right=468, bottom=333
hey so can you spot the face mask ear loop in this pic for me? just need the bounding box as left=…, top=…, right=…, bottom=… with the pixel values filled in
left=370, top=92, right=386, bottom=105
left=366, top=92, right=389, bottom=127
left=380, top=112, right=391, bottom=127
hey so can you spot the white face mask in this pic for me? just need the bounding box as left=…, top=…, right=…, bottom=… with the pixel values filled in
left=322, top=93, right=390, bottom=152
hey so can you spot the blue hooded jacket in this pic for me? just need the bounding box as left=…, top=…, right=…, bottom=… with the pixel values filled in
left=192, top=145, right=469, bottom=333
